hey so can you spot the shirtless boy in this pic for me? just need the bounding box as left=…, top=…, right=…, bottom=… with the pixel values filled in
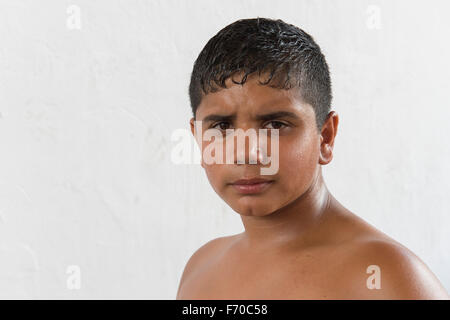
left=176, top=17, right=449, bottom=299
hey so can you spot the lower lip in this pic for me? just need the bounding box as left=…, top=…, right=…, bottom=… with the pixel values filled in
left=231, top=181, right=274, bottom=194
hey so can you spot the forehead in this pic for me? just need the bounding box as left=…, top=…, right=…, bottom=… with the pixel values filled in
left=196, top=74, right=311, bottom=119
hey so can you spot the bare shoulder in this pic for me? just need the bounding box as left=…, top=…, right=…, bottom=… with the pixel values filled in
left=334, top=236, right=449, bottom=299
left=176, top=234, right=236, bottom=298
left=313, top=203, right=449, bottom=299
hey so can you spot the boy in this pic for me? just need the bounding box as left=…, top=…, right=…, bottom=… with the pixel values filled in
left=176, top=17, right=449, bottom=299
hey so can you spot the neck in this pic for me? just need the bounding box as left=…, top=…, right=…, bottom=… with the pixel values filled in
left=239, top=167, right=333, bottom=248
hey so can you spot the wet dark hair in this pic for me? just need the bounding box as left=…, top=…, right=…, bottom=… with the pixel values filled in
left=188, top=17, right=332, bottom=132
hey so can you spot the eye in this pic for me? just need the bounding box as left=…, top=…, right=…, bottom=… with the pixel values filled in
left=211, top=122, right=232, bottom=130
left=264, top=121, right=287, bottom=130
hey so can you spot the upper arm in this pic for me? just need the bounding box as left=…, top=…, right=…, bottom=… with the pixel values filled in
left=340, top=239, right=449, bottom=299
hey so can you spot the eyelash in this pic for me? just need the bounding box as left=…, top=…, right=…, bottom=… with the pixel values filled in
left=211, top=121, right=288, bottom=130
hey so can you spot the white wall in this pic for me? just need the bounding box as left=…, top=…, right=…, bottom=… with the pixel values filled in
left=0, top=0, right=448, bottom=298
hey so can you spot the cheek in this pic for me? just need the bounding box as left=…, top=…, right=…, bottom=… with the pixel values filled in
left=203, top=164, right=226, bottom=194
left=277, top=134, right=320, bottom=190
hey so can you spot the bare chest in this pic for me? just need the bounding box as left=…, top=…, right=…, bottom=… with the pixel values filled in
left=178, top=250, right=336, bottom=299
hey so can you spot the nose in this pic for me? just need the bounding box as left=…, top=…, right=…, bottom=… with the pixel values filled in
left=226, top=127, right=270, bottom=165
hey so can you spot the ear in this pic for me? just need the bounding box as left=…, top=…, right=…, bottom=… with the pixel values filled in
left=190, top=117, right=195, bottom=136
left=190, top=117, right=205, bottom=169
left=318, top=111, right=339, bottom=165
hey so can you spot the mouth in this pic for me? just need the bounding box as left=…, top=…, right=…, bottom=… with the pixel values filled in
left=229, top=178, right=274, bottom=195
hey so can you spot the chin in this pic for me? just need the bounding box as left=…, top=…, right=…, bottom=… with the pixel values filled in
left=231, top=200, right=278, bottom=217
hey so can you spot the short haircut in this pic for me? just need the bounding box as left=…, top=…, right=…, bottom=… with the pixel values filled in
left=188, top=17, right=332, bottom=132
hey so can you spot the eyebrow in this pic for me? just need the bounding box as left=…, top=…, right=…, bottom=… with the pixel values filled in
left=202, top=111, right=301, bottom=123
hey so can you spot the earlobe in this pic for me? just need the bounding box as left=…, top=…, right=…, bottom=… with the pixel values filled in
left=319, top=144, right=333, bottom=165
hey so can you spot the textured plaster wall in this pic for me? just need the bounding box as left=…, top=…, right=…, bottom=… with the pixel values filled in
left=0, top=0, right=449, bottom=298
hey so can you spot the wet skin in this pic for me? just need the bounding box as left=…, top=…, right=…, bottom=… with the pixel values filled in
left=177, top=73, right=449, bottom=299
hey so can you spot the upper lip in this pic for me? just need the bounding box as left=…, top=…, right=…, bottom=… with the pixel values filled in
left=230, top=178, right=273, bottom=185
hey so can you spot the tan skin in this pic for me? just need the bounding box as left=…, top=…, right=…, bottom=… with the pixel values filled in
left=176, top=72, right=449, bottom=299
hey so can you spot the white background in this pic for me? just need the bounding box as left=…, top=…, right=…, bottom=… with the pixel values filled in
left=0, top=0, right=449, bottom=299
